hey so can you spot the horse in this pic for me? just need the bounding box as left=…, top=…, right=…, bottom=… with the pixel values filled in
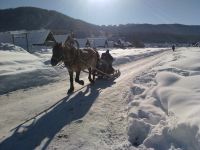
left=51, top=42, right=99, bottom=94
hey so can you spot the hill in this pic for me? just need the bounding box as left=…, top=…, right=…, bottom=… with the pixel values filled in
left=0, top=7, right=101, bottom=38
left=1, top=7, right=200, bottom=43
left=101, top=24, right=200, bottom=43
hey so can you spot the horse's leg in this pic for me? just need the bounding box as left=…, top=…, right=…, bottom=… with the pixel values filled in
left=75, top=70, right=84, bottom=85
left=88, top=68, right=94, bottom=83
left=68, top=70, right=74, bottom=94
left=92, top=69, right=96, bottom=81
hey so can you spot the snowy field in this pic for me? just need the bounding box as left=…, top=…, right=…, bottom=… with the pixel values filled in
left=1, top=43, right=200, bottom=150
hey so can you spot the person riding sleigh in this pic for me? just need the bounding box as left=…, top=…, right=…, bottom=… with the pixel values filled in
left=100, top=50, right=115, bottom=74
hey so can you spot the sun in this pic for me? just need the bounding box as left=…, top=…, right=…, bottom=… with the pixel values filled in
left=88, top=0, right=108, bottom=5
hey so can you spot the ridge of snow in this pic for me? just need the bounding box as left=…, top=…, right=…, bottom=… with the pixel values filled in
left=127, top=48, right=200, bottom=150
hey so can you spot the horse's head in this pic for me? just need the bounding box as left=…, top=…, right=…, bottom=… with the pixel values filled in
left=51, top=42, right=63, bottom=66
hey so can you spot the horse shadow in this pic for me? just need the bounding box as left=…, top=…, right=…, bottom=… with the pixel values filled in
left=0, top=79, right=116, bottom=150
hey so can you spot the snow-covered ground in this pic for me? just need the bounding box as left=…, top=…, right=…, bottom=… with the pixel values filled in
left=0, top=43, right=64, bottom=94
left=2, top=44, right=200, bottom=150
left=0, top=43, right=167, bottom=94
left=127, top=47, right=200, bottom=150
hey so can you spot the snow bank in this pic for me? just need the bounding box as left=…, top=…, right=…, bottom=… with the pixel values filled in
left=0, top=43, right=26, bottom=52
left=98, top=48, right=168, bottom=66
left=127, top=48, right=200, bottom=150
left=0, top=43, right=62, bottom=94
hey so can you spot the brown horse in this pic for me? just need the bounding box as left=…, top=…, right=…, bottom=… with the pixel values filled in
left=51, top=42, right=99, bottom=94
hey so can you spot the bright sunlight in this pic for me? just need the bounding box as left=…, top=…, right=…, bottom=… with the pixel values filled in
left=87, top=0, right=112, bottom=5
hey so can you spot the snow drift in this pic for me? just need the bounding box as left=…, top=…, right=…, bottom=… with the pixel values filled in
left=0, top=43, right=62, bottom=94
left=127, top=48, right=200, bottom=150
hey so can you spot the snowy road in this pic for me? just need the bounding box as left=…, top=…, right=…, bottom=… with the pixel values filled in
left=0, top=50, right=169, bottom=150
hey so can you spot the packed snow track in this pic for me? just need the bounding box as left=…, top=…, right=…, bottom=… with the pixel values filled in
left=0, top=48, right=169, bottom=150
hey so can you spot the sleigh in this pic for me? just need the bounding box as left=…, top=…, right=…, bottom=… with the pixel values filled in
left=95, top=59, right=121, bottom=79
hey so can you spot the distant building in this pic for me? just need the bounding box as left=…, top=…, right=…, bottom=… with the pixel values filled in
left=76, top=37, right=109, bottom=48
left=107, top=41, right=114, bottom=48
left=0, top=32, right=13, bottom=44
left=28, top=29, right=56, bottom=46
left=193, top=41, right=200, bottom=47
left=54, top=34, right=68, bottom=44
left=0, top=29, right=56, bottom=52
left=76, top=39, right=88, bottom=48
left=114, top=39, right=125, bottom=48
left=90, top=37, right=108, bottom=48
left=124, top=42, right=133, bottom=47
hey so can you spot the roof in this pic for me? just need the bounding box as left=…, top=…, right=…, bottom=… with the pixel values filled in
left=27, top=29, right=52, bottom=45
left=9, top=30, right=27, bottom=35
left=54, top=34, right=68, bottom=44
left=76, top=39, right=88, bottom=48
left=0, top=29, right=53, bottom=45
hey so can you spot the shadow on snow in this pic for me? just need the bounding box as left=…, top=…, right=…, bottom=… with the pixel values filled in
left=0, top=79, right=116, bottom=150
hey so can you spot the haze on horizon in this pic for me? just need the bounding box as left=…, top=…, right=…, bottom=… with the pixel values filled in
left=0, top=0, right=200, bottom=26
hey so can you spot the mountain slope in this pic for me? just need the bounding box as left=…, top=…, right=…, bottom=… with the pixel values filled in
left=1, top=7, right=200, bottom=42
left=0, top=7, right=101, bottom=37
left=101, top=24, right=200, bottom=43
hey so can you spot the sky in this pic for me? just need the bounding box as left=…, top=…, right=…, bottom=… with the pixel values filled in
left=0, top=0, right=200, bottom=25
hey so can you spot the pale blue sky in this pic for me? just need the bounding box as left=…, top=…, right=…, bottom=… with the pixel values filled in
left=0, top=0, right=199, bottom=25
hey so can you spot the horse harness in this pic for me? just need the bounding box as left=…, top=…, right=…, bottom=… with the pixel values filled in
left=64, top=46, right=97, bottom=67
